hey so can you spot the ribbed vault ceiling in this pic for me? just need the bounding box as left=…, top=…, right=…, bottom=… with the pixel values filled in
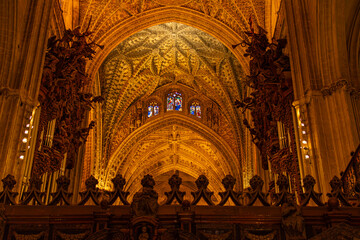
left=99, top=22, right=245, bottom=158
left=97, top=22, right=246, bottom=196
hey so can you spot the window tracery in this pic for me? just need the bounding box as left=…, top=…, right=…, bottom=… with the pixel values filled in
left=167, top=92, right=182, bottom=111
left=190, top=102, right=201, bottom=118
left=148, top=102, right=159, bottom=118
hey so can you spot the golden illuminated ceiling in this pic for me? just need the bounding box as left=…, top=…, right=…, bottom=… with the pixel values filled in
left=92, top=22, right=248, bottom=196
left=77, top=0, right=266, bottom=194
left=99, top=22, right=244, bottom=152
left=80, top=0, right=265, bottom=44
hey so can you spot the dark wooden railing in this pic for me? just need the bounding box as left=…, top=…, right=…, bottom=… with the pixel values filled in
left=341, top=144, right=360, bottom=198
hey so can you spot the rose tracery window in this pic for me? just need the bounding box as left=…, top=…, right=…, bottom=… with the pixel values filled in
left=167, top=92, right=182, bottom=111
left=190, top=102, right=201, bottom=118
left=148, top=102, right=159, bottom=118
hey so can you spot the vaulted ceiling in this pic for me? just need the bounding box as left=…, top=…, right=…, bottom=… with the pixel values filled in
left=96, top=22, right=245, bottom=194
left=99, top=22, right=245, bottom=155
left=76, top=0, right=267, bottom=194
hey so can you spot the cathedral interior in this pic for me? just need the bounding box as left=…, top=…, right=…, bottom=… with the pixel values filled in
left=0, top=0, right=359, bottom=239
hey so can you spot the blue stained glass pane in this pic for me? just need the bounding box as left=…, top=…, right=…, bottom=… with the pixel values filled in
left=148, top=106, right=153, bottom=117
left=167, top=97, right=174, bottom=110
left=154, top=106, right=159, bottom=115
left=196, top=106, right=201, bottom=118
left=190, top=106, right=195, bottom=115
left=175, top=96, right=182, bottom=111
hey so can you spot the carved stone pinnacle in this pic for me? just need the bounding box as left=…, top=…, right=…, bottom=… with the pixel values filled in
left=250, top=175, right=264, bottom=190
left=112, top=174, right=126, bottom=190
left=303, top=175, right=316, bottom=192
left=222, top=175, right=236, bottom=190
left=141, top=174, right=155, bottom=189
left=195, top=175, right=209, bottom=190
left=168, top=173, right=182, bottom=190
left=2, top=174, right=16, bottom=190
left=85, top=175, right=98, bottom=190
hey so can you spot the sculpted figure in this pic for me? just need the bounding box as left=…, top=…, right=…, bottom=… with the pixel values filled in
left=281, top=196, right=306, bottom=240
left=131, top=175, right=159, bottom=217
left=138, top=226, right=149, bottom=240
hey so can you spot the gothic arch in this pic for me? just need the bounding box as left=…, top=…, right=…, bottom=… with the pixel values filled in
left=87, top=6, right=250, bottom=86
left=103, top=114, right=242, bottom=193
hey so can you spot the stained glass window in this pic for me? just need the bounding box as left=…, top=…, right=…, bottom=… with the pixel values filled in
left=148, top=102, right=159, bottom=118
left=167, top=92, right=182, bottom=111
left=190, top=102, right=201, bottom=118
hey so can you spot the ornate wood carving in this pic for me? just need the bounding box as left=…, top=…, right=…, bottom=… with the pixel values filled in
left=191, top=175, right=214, bottom=206
left=299, top=175, right=324, bottom=207
left=48, top=175, right=73, bottom=205
left=165, top=172, right=186, bottom=205
left=234, top=18, right=302, bottom=196
left=327, top=176, right=351, bottom=207
left=33, top=27, right=103, bottom=176
left=20, top=176, right=45, bottom=205
left=108, top=174, right=130, bottom=205
left=131, top=175, right=159, bottom=217
left=0, top=174, right=18, bottom=205
left=272, top=174, right=295, bottom=207
left=78, top=175, right=101, bottom=205
left=218, top=175, right=242, bottom=206
left=281, top=196, right=306, bottom=239
left=245, top=175, right=269, bottom=206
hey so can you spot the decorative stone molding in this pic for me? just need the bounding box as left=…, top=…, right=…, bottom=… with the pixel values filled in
left=320, top=79, right=360, bottom=97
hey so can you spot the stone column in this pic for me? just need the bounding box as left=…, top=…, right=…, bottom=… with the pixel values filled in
left=0, top=0, right=54, bottom=188
left=284, top=0, right=360, bottom=195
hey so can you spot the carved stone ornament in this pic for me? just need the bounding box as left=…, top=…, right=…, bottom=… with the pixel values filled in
left=48, top=176, right=73, bottom=205
left=299, top=175, right=324, bottom=206
left=326, top=176, right=351, bottom=207
left=161, top=229, right=199, bottom=240
left=164, top=172, right=185, bottom=204
left=20, top=176, right=45, bottom=205
left=309, top=222, right=360, bottom=240
left=78, top=175, right=101, bottom=205
left=200, top=230, right=232, bottom=240
left=273, top=174, right=295, bottom=206
left=108, top=174, right=130, bottom=205
left=245, top=175, right=270, bottom=206
left=131, top=175, right=159, bottom=217
left=281, top=196, right=306, bottom=240
left=218, top=175, right=242, bottom=206
left=191, top=175, right=214, bottom=206
left=0, top=174, right=18, bottom=205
